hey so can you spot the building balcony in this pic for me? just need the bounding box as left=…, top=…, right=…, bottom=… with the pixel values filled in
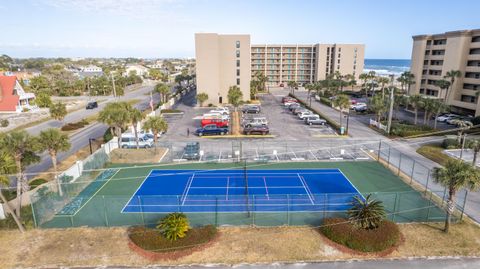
left=470, top=42, right=480, bottom=49
left=428, top=65, right=443, bottom=70
left=449, top=99, right=477, bottom=110
left=468, top=54, right=480, bottom=60
left=466, top=66, right=480, bottom=72
left=426, top=55, right=445, bottom=60
left=431, top=44, right=446, bottom=50
left=463, top=77, right=480, bottom=84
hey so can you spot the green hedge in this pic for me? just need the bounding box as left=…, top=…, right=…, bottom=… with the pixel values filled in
left=161, top=109, right=183, bottom=113
left=390, top=122, right=433, bottom=137
left=128, top=225, right=217, bottom=253
left=442, top=138, right=460, bottom=149
left=0, top=206, right=34, bottom=230
left=289, top=93, right=341, bottom=133
left=319, top=97, right=332, bottom=107
left=61, top=119, right=89, bottom=131
left=320, top=218, right=400, bottom=252
left=28, top=178, right=47, bottom=189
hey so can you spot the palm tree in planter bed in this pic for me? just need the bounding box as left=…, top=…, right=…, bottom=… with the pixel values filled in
left=433, top=160, right=480, bottom=233
left=157, top=212, right=190, bottom=241
left=348, top=194, right=386, bottom=229
left=467, top=139, right=480, bottom=166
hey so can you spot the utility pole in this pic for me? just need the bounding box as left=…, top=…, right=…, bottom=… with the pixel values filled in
left=111, top=73, right=117, bottom=100
left=460, top=133, right=467, bottom=159
left=386, top=74, right=395, bottom=134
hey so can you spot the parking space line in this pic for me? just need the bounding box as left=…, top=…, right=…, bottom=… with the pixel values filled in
left=218, top=151, right=222, bottom=162
left=309, top=150, right=318, bottom=160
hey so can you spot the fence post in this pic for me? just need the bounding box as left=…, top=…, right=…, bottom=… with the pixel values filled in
left=30, top=202, right=38, bottom=228
left=323, top=194, right=327, bottom=220
left=397, top=153, right=402, bottom=176
left=410, top=160, right=416, bottom=184
left=377, top=140, right=382, bottom=161
left=103, top=195, right=109, bottom=227
left=392, top=193, right=398, bottom=222
left=138, top=196, right=145, bottom=226
left=252, top=194, right=255, bottom=225
left=425, top=170, right=431, bottom=193
left=387, top=146, right=391, bottom=167
left=215, top=197, right=218, bottom=227
left=460, top=191, right=469, bottom=221
left=426, top=191, right=433, bottom=222
left=441, top=186, right=448, bottom=206
left=287, top=194, right=290, bottom=226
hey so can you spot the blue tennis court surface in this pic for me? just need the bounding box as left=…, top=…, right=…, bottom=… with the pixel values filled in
left=122, top=169, right=364, bottom=213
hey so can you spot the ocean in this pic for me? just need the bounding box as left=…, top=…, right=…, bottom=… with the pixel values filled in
left=364, top=59, right=411, bottom=76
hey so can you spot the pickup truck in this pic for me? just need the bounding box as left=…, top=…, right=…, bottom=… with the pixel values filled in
left=195, top=124, right=229, bottom=137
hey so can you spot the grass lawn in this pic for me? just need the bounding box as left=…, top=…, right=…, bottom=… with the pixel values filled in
left=1, top=222, right=479, bottom=267
left=416, top=143, right=455, bottom=166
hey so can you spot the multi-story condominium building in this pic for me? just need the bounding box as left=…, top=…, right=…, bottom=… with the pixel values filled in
left=195, top=33, right=364, bottom=105
left=251, top=44, right=364, bottom=86
left=410, top=29, right=480, bottom=116
left=195, top=33, right=251, bottom=105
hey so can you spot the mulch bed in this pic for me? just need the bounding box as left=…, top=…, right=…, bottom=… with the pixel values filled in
left=127, top=225, right=219, bottom=261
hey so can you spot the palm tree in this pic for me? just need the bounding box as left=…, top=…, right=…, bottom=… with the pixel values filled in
left=227, top=85, right=243, bottom=111
left=367, top=71, right=377, bottom=96
left=348, top=194, right=386, bottom=230
left=49, top=102, right=67, bottom=122
left=431, top=99, right=449, bottom=129
left=467, top=139, right=480, bottom=166
left=435, top=79, right=452, bottom=102
left=377, top=76, right=390, bottom=99
left=0, top=151, right=25, bottom=232
left=433, top=160, right=480, bottom=233
left=450, top=119, right=473, bottom=144
left=332, top=94, right=350, bottom=128
left=128, top=107, right=144, bottom=149
left=1, top=131, right=39, bottom=219
left=358, top=73, right=369, bottom=95
left=409, top=95, right=424, bottom=125
left=444, top=70, right=462, bottom=102
left=344, top=74, right=356, bottom=91
left=98, top=102, right=132, bottom=146
left=37, top=128, right=71, bottom=195
left=369, top=94, right=387, bottom=123
left=287, top=81, right=298, bottom=94
left=196, top=93, right=208, bottom=107
left=143, top=116, right=168, bottom=151
left=422, top=98, right=435, bottom=125
left=254, top=71, right=268, bottom=93
left=402, top=71, right=415, bottom=95
left=155, top=83, right=171, bottom=104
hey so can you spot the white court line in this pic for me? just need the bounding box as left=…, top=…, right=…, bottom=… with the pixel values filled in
left=226, top=176, right=230, bottom=201
left=181, top=173, right=195, bottom=206
left=179, top=176, right=192, bottom=202
left=189, top=186, right=306, bottom=189
left=121, top=169, right=153, bottom=213
left=263, top=176, right=270, bottom=200
left=297, top=173, right=314, bottom=205
left=72, top=168, right=121, bottom=216
left=337, top=169, right=366, bottom=200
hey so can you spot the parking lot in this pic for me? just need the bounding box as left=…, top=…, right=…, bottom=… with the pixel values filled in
left=161, top=89, right=337, bottom=142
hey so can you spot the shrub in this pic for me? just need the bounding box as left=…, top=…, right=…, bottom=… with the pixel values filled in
left=157, top=213, right=190, bottom=241
left=28, top=178, right=47, bottom=189
left=442, top=138, right=460, bottom=149
left=0, top=119, right=9, bottom=127
left=208, top=103, right=214, bottom=107
left=128, top=225, right=217, bottom=253
left=60, top=120, right=88, bottom=131
left=161, top=109, right=183, bottom=113
left=471, top=116, right=480, bottom=126
left=390, top=122, right=433, bottom=137
left=319, top=97, right=332, bottom=107
left=321, top=218, right=400, bottom=252
left=348, top=194, right=386, bottom=230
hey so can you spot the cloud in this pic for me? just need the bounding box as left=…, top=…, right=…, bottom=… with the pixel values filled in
left=38, top=0, right=188, bottom=21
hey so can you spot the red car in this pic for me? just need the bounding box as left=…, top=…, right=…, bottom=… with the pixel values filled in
left=201, top=118, right=229, bottom=128
left=282, top=96, right=298, bottom=103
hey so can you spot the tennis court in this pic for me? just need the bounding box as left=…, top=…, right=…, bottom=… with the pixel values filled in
left=122, top=169, right=363, bottom=213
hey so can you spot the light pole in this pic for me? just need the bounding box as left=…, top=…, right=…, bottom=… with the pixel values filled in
left=386, top=74, right=395, bottom=134
left=89, top=138, right=97, bottom=154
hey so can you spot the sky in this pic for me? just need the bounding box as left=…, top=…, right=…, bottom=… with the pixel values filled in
left=1, top=0, right=479, bottom=59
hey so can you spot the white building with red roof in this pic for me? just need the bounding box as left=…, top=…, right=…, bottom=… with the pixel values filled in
left=0, top=76, right=36, bottom=113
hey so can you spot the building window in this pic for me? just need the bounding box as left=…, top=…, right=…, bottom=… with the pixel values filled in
left=236, top=50, right=240, bottom=57
left=337, top=65, right=340, bottom=70
left=353, top=65, right=356, bottom=70
left=236, top=69, right=240, bottom=76
left=237, top=78, right=240, bottom=85
left=338, top=59, right=340, bottom=64
left=236, top=41, right=240, bottom=48
left=236, top=60, right=240, bottom=67
left=339, top=48, right=342, bottom=52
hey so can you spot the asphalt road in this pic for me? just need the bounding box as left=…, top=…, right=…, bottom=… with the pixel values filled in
left=23, top=82, right=161, bottom=179
left=61, top=257, right=480, bottom=269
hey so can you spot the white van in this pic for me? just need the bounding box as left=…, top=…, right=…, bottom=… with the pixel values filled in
left=120, top=133, right=154, bottom=149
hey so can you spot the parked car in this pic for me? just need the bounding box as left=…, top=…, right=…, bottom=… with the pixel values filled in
left=292, top=107, right=308, bottom=114
left=183, top=142, right=200, bottom=160
left=243, top=117, right=268, bottom=127
left=288, top=103, right=302, bottom=111
left=350, top=102, right=367, bottom=110
left=437, top=114, right=460, bottom=122
left=202, top=113, right=230, bottom=121
left=209, top=109, right=229, bottom=115
left=243, top=125, right=269, bottom=135
left=282, top=96, right=297, bottom=103
left=120, top=133, right=153, bottom=149
left=195, top=124, right=229, bottom=136
left=201, top=117, right=229, bottom=128
left=305, top=116, right=327, bottom=126
left=86, top=101, right=98, bottom=109
left=242, top=105, right=261, bottom=114
left=298, top=111, right=315, bottom=119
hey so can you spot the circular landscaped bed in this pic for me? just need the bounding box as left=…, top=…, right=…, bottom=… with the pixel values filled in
left=127, top=225, right=218, bottom=260
left=320, top=218, right=402, bottom=255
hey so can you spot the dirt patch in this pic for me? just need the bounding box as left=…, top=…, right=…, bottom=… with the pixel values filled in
left=0, top=223, right=479, bottom=268
left=109, top=148, right=168, bottom=163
